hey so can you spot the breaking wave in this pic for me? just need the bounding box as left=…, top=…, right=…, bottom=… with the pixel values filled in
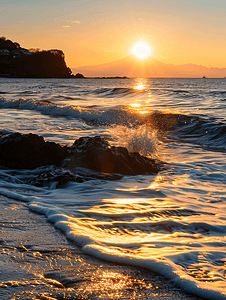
left=2, top=96, right=226, bottom=153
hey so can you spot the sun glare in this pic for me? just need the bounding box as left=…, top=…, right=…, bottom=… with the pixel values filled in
left=131, top=42, right=151, bottom=60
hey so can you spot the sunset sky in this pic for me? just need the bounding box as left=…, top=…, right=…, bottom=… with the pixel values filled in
left=1, top=0, right=226, bottom=68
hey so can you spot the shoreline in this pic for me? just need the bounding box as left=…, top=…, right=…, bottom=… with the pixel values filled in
left=0, top=195, right=203, bottom=300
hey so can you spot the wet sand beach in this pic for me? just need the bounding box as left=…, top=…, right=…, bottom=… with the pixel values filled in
left=0, top=195, right=203, bottom=300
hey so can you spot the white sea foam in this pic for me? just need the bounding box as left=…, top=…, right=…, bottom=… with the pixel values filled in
left=0, top=96, right=100, bottom=120
left=28, top=188, right=226, bottom=300
left=0, top=97, right=145, bottom=127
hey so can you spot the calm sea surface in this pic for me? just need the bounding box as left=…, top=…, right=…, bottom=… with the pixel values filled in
left=0, top=77, right=226, bottom=299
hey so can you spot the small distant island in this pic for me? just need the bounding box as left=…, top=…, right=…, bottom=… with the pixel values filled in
left=94, top=76, right=128, bottom=79
left=73, top=73, right=85, bottom=78
left=0, top=37, right=74, bottom=78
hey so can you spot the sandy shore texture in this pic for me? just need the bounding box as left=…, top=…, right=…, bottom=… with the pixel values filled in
left=0, top=195, right=204, bottom=300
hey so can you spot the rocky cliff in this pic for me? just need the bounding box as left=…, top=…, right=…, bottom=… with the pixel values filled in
left=0, top=37, right=72, bottom=78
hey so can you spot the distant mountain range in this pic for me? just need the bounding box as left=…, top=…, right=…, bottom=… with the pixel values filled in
left=72, top=55, right=226, bottom=78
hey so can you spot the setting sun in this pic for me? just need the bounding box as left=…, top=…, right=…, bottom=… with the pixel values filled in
left=131, top=42, right=151, bottom=60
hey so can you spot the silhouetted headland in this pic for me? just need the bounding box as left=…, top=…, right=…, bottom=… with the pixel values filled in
left=0, top=37, right=73, bottom=78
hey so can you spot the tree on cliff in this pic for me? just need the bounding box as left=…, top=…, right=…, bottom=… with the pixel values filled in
left=0, top=37, right=20, bottom=51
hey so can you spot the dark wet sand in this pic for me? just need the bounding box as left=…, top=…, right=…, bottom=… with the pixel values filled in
left=0, top=195, right=204, bottom=300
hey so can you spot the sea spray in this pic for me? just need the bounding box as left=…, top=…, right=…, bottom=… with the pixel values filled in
left=109, top=124, right=159, bottom=158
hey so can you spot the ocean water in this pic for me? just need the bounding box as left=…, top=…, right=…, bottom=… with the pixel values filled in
left=0, top=77, right=226, bottom=299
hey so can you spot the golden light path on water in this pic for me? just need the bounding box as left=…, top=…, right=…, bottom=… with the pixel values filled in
left=133, top=79, right=147, bottom=91
left=129, top=78, right=151, bottom=115
left=58, top=131, right=226, bottom=296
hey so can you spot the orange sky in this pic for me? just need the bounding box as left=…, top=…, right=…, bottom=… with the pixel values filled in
left=1, top=0, right=226, bottom=68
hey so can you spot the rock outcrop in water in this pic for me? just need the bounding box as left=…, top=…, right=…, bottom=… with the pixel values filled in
left=27, top=169, right=85, bottom=188
left=0, top=133, right=68, bottom=169
left=0, top=133, right=159, bottom=176
left=67, top=136, right=159, bottom=175
left=25, top=167, right=123, bottom=188
left=73, top=73, right=85, bottom=78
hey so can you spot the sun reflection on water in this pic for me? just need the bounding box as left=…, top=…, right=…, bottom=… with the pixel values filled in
left=129, top=103, right=141, bottom=108
left=128, top=78, right=153, bottom=116
left=133, top=78, right=147, bottom=91
left=139, top=110, right=149, bottom=114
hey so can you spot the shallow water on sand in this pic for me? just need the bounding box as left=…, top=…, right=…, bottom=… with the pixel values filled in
left=0, top=77, right=226, bottom=299
left=1, top=195, right=204, bottom=299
